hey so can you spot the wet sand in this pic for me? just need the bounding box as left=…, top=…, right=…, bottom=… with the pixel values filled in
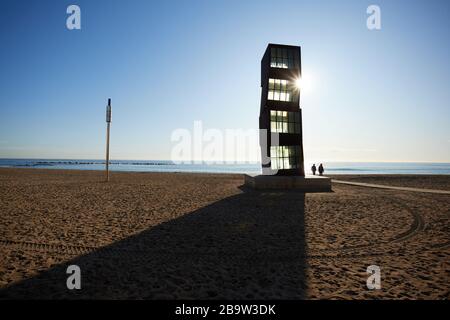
left=0, top=168, right=448, bottom=299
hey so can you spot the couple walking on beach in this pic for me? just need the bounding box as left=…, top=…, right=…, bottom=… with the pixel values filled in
left=311, top=163, right=324, bottom=176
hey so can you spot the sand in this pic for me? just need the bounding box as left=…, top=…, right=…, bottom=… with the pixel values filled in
left=0, top=168, right=448, bottom=299
left=328, top=174, right=450, bottom=191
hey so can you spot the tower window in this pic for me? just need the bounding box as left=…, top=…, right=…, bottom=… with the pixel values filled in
left=270, top=47, right=298, bottom=69
left=270, top=146, right=300, bottom=170
left=270, top=110, right=301, bottom=133
left=268, top=78, right=298, bottom=102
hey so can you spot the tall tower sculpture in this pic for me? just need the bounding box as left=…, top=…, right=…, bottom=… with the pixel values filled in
left=245, top=43, right=331, bottom=191
left=259, top=44, right=305, bottom=176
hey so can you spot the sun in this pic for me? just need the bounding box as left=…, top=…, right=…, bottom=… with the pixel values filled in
left=294, top=72, right=315, bottom=93
left=295, top=78, right=302, bottom=90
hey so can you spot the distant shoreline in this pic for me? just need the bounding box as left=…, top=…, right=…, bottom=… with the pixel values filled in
left=1, top=166, right=450, bottom=175
left=1, top=159, right=450, bottom=175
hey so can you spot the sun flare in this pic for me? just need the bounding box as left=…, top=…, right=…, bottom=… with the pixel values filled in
left=295, top=72, right=315, bottom=94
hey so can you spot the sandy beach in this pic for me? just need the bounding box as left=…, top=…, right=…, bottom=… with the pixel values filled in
left=0, top=168, right=448, bottom=299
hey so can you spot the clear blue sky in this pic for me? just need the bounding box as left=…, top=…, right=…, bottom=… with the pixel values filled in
left=1, top=0, right=449, bottom=162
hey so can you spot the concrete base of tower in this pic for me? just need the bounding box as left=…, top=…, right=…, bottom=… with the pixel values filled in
left=244, top=174, right=332, bottom=192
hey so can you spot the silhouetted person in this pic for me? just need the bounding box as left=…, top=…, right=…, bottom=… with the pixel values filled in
left=318, top=163, right=324, bottom=176
left=311, top=164, right=317, bottom=175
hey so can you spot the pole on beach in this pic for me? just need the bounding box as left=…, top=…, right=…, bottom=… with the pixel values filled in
left=105, top=98, right=111, bottom=182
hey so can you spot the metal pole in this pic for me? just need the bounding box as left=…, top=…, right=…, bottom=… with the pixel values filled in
left=106, top=98, right=111, bottom=182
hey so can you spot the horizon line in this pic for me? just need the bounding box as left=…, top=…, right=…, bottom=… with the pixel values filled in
left=0, top=157, right=449, bottom=164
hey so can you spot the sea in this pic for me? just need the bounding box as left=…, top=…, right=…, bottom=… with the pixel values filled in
left=0, top=159, right=449, bottom=175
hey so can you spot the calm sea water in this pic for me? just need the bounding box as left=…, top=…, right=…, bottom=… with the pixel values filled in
left=0, top=159, right=449, bottom=175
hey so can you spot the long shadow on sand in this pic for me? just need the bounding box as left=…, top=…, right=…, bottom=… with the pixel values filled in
left=0, top=187, right=307, bottom=299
